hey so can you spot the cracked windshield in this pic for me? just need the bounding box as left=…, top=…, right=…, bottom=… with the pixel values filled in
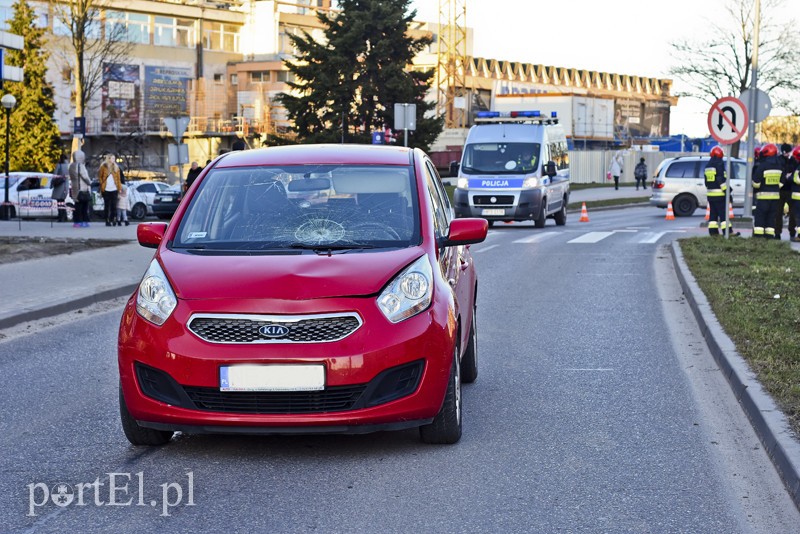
left=174, top=165, right=420, bottom=251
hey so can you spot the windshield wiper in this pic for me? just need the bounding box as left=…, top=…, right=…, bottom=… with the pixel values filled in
left=289, top=243, right=378, bottom=255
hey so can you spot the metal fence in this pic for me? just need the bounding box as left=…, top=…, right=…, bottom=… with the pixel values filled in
left=568, top=150, right=696, bottom=184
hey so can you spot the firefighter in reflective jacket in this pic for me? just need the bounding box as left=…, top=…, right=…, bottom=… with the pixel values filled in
left=752, top=143, right=783, bottom=238
left=704, top=146, right=728, bottom=236
left=786, top=146, right=800, bottom=242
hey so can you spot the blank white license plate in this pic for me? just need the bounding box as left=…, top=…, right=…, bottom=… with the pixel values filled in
left=220, top=364, right=325, bottom=392
left=482, top=208, right=505, bottom=216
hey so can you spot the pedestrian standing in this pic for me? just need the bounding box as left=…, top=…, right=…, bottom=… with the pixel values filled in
left=704, top=146, right=729, bottom=236
left=752, top=143, right=783, bottom=239
left=185, top=161, right=202, bottom=191
left=50, top=174, right=68, bottom=222
left=775, top=143, right=797, bottom=240
left=608, top=151, right=623, bottom=191
left=117, top=178, right=130, bottom=226
left=98, top=154, right=122, bottom=226
left=634, top=157, right=648, bottom=191
left=69, top=150, right=92, bottom=228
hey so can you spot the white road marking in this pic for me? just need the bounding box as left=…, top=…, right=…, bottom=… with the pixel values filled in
left=563, top=368, right=615, bottom=372
left=472, top=244, right=499, bottom=253
left=568, top=231, right=615, bottom=244
left=513, top=232, right=561, bottom=244
left=638, top=230, right=686, bottom=244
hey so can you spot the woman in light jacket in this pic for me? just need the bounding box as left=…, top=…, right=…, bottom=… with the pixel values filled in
left=98, top=154, right=122, bottom=226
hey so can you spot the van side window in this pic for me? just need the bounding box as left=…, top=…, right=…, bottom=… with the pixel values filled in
left=665, top=161, right=697, bottom=178
left=548, top=141, right=569, bottom=170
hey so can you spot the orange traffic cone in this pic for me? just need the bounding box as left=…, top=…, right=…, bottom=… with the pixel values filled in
left=579, top=202, right=589, bottom=222
left=665, top=202, right=675, bottom=221
left=729, top=203, right=735, bottom=219
left=704, top=204, right=710, bottom=221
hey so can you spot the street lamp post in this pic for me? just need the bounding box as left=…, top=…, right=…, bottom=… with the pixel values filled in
left=0, top=93, right=16, bottom=221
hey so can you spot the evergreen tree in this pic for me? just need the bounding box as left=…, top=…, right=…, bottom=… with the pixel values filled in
left=278, top=0, right=442, bottom=150
left=3, top=0, right=63, bottom=172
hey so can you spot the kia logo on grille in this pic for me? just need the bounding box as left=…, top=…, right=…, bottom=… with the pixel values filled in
left=259, top=324, right=290, bottom=338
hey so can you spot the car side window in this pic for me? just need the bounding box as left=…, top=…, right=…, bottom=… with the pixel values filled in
left=423, top=161, right=449, bottom=239
left=426, top=160, right=453, bottom=225
left=665, top=161, right=697, bottom=178
left=731, top=162, right=746, bottom=180
left=139, top=183, right=156, bottom=193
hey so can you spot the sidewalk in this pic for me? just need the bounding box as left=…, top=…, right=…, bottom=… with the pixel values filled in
left=0, top=220, right=154, bottom=329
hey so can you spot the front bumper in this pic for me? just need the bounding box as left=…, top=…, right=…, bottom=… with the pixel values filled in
left=118, top=293, right=455, bottom=432
left=453, top=188, right=543, bottom=221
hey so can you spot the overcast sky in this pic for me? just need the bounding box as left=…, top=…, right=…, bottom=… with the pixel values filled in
left=409, top=0, right=800, bottom=137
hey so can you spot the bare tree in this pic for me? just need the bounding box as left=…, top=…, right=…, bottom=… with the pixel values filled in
left=49, top=0, right=133, bottom=151
left=669, top=0, right=800, bottom=113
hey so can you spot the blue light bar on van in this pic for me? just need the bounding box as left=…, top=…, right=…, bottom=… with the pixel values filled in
left=510, top=111, right=540, bottom=118
left=476, top=111, right=500, bottom=118
left=551, top=111, right=557, bottom=118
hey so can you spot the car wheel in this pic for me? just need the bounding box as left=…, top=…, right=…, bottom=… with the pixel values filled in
left=461, top=304, right=478, bottom=384
left=534, top=199, right=547, bottom=228
left=554, top=198, right=567, bottom=226
left=487, top=220, right=494, bottom=228
left=119, top=386, right=173, bottom=446
left=131, top=202, right=147, bottom=220
left=419, top=347, right=462, bottom=444
left=672, top=194, right=697, bottom=217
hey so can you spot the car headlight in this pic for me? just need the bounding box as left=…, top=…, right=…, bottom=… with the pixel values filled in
left=456, top=178, right=468, bottom=189
left=377, top=256, right=433, bottom=323
left=136, top=259, right=177, bottom=326
left=523, top=177, right=539, bottom=188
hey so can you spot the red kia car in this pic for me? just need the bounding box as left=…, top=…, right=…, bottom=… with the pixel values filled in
left=118, top=144, right=487, bottom=445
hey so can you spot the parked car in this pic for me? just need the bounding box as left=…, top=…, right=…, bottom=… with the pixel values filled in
left=151, top=183, right=182, bottom=220
left=118, top=144, right=488, bottom=446
left=0, top=172, right=73, bottom=220
left=92, top=179, right=171, bottom=220
left=650, top=155, right=747, bottom=216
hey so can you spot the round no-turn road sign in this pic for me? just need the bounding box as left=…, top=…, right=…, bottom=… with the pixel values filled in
left=708, top=96, right=748, bottom=144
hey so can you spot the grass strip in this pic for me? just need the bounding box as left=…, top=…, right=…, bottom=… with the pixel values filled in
left=680, top=237, right=800, bottom=436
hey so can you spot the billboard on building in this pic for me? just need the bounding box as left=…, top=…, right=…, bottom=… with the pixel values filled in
left=614, top=98, right=670, bottom=138
left=144, top=66, right=192, bottom=124
left=102, top=63, right=141, bottom=132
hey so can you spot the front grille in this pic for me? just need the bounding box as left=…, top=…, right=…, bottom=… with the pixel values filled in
left=183, top=385, right=367, bottom=414
left=188, top=313, right=362, bottom=344
left=473, top=195, right=515, bottom=206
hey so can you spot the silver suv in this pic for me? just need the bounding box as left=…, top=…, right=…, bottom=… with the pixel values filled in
left=649, top=156, right=746, bottom=216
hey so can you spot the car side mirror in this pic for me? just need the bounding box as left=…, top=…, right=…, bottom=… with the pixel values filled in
left=545, top=161, right=557, bottom=177
left=440, top=218, right=488, bottom=247
left=137, top=222, right=167, bottom=249
left=449, top=161, right=460, bottom=177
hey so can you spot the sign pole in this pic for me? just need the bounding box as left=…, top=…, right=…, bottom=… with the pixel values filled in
left=725, top=145, right=732, bottom=239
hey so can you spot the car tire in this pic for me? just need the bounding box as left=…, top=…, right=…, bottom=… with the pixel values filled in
left=554, top=198, right=567, bottom=226
left=534, top=199, right=547, bottom=228
left=119, top=386, right=173, bottom=446
left=419, top=347, right=462, bottom=444
left=672, top=194, right=697, bottom=217
left=131, top=202, right=147, bottom=220
left=460, top=304, right=478, bottom=384
left=487, top=220, right=494, bottom=228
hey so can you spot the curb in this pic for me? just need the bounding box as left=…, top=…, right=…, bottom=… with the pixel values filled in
left=0, top=284, right=137, bottom=331
left=670, top=241, right=800, bottom=509
left=567, top=201, right=649, bottom=213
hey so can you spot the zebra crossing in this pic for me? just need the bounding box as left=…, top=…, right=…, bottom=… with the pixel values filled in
left=471, top=227, right=692, bottom=251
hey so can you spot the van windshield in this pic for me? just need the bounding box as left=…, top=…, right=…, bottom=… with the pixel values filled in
left=461, top=143, right=541, bottom=175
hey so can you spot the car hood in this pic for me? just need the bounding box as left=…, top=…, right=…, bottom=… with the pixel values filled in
left=159, top=247, right=426, bottom=300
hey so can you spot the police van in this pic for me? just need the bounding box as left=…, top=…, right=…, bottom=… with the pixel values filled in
left=453, top=111, right=570, bottom=227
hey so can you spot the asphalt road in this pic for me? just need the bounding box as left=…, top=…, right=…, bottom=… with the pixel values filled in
left=2, top=207, right=799, bottom=532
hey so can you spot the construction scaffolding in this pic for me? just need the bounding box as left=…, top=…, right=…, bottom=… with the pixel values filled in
left=435, top=0, right=468, bottom=128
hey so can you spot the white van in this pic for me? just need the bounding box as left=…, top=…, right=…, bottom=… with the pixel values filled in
left=453, top=111, right=570, bottom=227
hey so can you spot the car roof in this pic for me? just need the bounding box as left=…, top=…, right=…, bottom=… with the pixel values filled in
left=664, top=155, right=745, bottom=162
left=214, top=144, right=415, bottom=168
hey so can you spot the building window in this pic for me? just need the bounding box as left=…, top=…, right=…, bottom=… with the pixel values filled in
left=249, top=71, right=270, bottom=83
left=276, top=70, right=291, bottom=83
left=213, top=73, right=223, bottom=83
left=202, top=21, right=239, bottom=52
left=230, top=74, right=238, bottom=86
left=106, top=11, right=150, bottom=45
